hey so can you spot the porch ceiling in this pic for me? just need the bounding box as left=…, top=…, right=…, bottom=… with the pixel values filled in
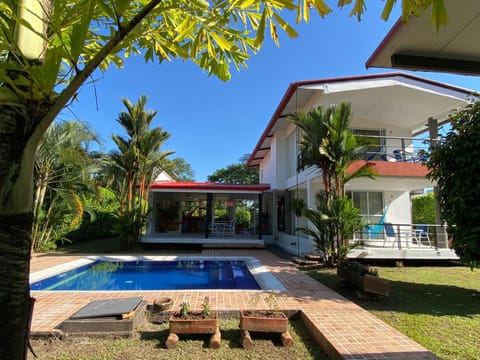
left=288, top=76, right=471, bottom=135
left=366, top=0, right=480, bottom=75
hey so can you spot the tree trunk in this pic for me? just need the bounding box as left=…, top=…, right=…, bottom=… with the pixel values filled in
left=0, top=105, right=42, bottom=360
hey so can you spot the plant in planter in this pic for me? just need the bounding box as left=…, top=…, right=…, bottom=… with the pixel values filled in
left=337, top=260, right=390, bottom=297
left=166, top=297, right=221, bottom=349
left=239, top=293, right=293, bottom=348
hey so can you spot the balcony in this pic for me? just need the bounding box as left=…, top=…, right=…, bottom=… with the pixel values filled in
left=348, top=223, right=459, bottom=261
left=355, top=134, right=431, bottom=163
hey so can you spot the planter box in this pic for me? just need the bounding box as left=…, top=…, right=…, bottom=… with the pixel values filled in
left=239, top=310, right=288, bottom=333
left=337, top=268, right=390, bottom=296
left=169, top=312, right=218, bottom=335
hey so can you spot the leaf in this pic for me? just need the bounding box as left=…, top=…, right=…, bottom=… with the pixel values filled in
left=381, top=0, right=396, bottom=21
left=210, top=32, right=233, bottom=51
left=273, top=13, right=298, bottom=39
left=430, top=0, right=449, bottom=31
left=254, top=9, right=267, bottom=48
left=70, top=0, right=95, bottom=62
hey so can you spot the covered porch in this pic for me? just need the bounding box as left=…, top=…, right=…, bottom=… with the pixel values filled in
left=142, top=182, right=271, bottom=248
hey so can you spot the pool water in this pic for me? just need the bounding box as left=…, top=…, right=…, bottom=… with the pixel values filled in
left=30, top=260, right=261, bottom=291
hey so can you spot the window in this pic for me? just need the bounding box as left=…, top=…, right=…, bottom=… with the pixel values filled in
left=347, top=191, right=384, bottom=224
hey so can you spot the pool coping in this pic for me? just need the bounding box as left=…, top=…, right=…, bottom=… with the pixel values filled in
left=30, top=255, right=286, bottom=292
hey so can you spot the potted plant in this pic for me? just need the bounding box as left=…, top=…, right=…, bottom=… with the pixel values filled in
left=166, top=297, right=221, bottom=349
left=337, top=260, right=390, bottom=297
left=239, top=293, right=293, bottom=348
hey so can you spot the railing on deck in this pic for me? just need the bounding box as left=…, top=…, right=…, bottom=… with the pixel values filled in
left=355, top=135, right=432, bottom=163
left=353, top=223, right=450, bottom=251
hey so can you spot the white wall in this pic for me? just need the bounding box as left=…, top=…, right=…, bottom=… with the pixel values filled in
left=384, top=191, right=412, bottom=225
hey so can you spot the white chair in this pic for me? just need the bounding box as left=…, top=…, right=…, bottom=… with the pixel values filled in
left=413, top=225, right=432, bottom=246
left=222, top=217, right=236, bottom=237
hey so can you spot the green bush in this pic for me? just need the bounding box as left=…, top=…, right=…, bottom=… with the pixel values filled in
left=412, top=193, right=435, bottom=224
left=235, top=207, right=251, bottom=227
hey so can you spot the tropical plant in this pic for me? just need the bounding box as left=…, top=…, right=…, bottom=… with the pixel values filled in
left=426, top=101, right=480, bottom=266
left=298, top=192, right=366, bottom=264
left=32, top=121, right=99, bottom=252
left=0, top=1, right=449, bottom=358
left=290, top=103, right=374, bottom=263
left=101, top=96, right=173, bottom=248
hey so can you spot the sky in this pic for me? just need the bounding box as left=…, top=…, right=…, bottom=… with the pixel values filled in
left=63, top=3, right=480, bottom=182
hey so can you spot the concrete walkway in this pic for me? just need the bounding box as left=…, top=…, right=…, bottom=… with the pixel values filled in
left=30, top=249, right=439, bottom=359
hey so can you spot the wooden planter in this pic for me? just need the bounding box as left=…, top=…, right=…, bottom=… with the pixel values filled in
left=337, top=267, right=390, bottom=297
left=166, top=312, right=220, bottom=349
left=239, top=311, right=292, bottom=348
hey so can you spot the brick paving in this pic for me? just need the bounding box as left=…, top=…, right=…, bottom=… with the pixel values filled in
left=30, top=249, right=439, bottom=359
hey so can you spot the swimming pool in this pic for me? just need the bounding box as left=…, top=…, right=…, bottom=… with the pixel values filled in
left=29, top=256, right=286, bottom=291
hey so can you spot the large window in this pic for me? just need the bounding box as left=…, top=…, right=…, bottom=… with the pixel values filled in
left=348, top=191, right=384, bottom=225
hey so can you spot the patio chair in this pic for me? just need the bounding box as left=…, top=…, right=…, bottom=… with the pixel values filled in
left=364, top=206, right=389, bottom=239
left=393, top=150, right=403, bottom=162
left=383, top=223, right=399, bottom=248
left=222, top=217, right=236, bottom=237
left=413, top=225, right=432, bottom=246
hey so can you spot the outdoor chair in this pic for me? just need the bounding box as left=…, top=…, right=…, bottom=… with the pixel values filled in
left=222, top=217, right=236, bottom=237
left=393, top=150, right=403, bottom=162
left=383, top=223, right=399, bottom=248
left=413, top=225, right=432, bottom=246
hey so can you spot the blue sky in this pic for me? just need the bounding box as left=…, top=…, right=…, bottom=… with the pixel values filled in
left=63, top=3, right=480, bottom=182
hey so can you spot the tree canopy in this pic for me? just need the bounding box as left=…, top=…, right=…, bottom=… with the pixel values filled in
left=208, top=160, right=259, bottom=184
left=426, top=101, right=480, bottom=266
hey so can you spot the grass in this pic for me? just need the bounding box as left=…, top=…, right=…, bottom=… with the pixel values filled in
left=29, top=316, right=329, bottom=360
left=304, top=263, right=480, bottom=360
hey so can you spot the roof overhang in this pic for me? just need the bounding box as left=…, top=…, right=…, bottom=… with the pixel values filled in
left=247, top=72, right=474, bottom=168
left=150, top=182, right=270, bottom=194
left=366, top=0, right=480, bottom=75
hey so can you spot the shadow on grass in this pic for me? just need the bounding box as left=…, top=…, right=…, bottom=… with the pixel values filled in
left=305, top=267, right=480, bottom=318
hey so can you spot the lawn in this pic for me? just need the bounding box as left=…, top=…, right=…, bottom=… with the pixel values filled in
left=305, top=264, right=480, bottom=360
left=29, top=316, right=329, bottom=360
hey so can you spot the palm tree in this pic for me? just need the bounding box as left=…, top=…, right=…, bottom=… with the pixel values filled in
left=32, top=121, right=99, bottom=252
left=101, top=96, right=173, bottom=248
left=289, top=102, right=375, bottom=262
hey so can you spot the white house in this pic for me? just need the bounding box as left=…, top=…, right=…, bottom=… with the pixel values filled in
left=246, top=72, right=476, bottom=260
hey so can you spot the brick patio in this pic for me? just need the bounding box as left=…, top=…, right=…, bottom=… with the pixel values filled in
left=30, top=249, right=439, bottom=359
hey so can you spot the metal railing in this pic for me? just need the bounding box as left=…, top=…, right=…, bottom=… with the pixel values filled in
left=355, top=135, right=433, bottom=163
left=352, top=223, right=450, bottom=250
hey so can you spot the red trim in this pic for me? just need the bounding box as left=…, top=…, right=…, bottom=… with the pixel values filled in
left=365, top=19, right=404, bottom=69
left=150, top=181, right=270, bottom=192
left=347, top=160, right=429, bottom=177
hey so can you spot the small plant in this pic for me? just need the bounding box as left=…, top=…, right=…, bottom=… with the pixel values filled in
left=265, top=292, right=281, bottom=316
left=247, top=293, right=261, bottom=310
left=201, top=296, right=211, bottom=318
left=179, top=301, right=190, bottom=318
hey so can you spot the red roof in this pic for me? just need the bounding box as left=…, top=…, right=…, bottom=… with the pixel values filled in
left=150, top=181, right=270, bottom=192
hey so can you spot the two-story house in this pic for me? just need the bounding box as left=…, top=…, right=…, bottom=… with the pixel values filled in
left=246, top=72, right=475, bottom=260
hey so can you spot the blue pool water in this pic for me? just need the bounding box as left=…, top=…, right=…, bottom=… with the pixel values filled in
left=30, top=260, right=261, bottom=291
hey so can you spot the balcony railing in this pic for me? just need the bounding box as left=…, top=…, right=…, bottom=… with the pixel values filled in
left=355, top=135, right=433, bottom=163
left=353, top=223, right=450, bottom=250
